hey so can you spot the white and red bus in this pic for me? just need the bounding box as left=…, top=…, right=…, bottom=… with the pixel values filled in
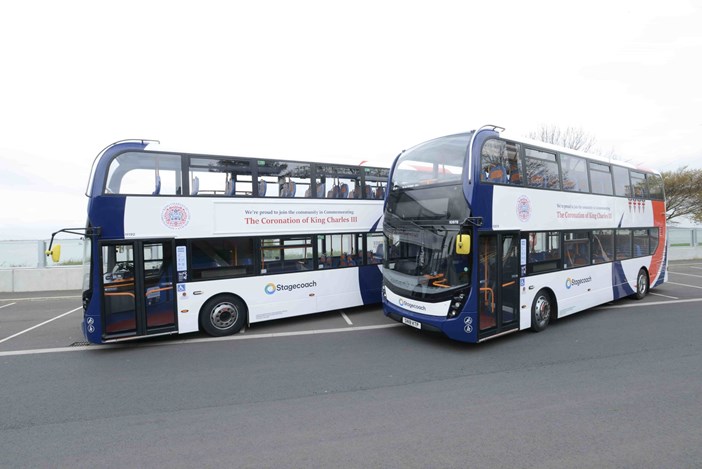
left=382, top=126, right=667, bottom=342
left=49, top=140, right=389, bottom=344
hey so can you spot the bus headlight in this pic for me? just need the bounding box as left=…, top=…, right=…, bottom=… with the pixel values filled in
left=447, top=293, right=466, bottom=318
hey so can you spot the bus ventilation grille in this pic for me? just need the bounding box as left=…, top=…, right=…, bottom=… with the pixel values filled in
left=69, top=341, right=91, bottom=347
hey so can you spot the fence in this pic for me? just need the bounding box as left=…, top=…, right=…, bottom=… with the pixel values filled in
left=0, top=239, right=85, bottom=293
left=668, top=227, right=702, bottom=247
left=0, top=239, right=84, bottom=268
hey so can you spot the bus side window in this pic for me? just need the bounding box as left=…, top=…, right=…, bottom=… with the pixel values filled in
left=592, top=230, right=614, bottom=264
left=616, top=229, right=632, bottom=259
left=525, top=231, right=561, bottom=274
left=480, top=139, right=517, bottom=185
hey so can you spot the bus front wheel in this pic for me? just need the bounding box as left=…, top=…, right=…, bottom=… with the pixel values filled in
left=633, top=269, right=649, bottom=300
left=200, top=294, right=247, bottom=337
left=531, top=290, right=553, bottom=332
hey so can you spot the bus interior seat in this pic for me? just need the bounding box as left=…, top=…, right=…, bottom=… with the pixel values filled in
left=316, top=183, right=326, bottom=198
left=574, top=254, right=588, bottom=266
left=529, top=172, right=545, bottom=188
left=374, top=243, right=384, bottom=260
left=258, top=180, right=267, bottom=196
left=350, top=185, right=361, bottom=198
left=152, top=175, right=161, bottom=195
left=364, top=185, right=373, bottom=198
left=488, top=165, right=507, bottom=183
left=508, top=162, right=521, bottom=184
left=327, top=185, right=340, bottom=198
left=283, top=181, right=296, bottom=197
left=190, top=176, right=199, bottom=195
left=375, top=186, right=385, bottom=199
left=529, top=251, right=546, bottom=262
left=547, top=174, right=560, bottom=190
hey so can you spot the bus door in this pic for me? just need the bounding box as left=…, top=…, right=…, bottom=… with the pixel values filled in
left=478, top=232, right=520, bottom=337
left=100, top=240, right=177, bottom=339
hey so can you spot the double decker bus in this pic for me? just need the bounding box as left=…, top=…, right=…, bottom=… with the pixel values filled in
left=382, top=126, right=667, bottom=343
left=48, top=140, right=389, bottom=344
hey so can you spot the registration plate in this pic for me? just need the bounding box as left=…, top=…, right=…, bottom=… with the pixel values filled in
left=402, top=317, right=422, bottom=329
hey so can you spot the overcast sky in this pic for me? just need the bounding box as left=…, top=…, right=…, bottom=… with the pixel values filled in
left=1, top=0, right=701, bottom=239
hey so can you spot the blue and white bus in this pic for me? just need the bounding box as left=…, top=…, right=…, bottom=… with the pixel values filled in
left=48, top=140, right=389, bottom=344
left=382, top=126, right=667, bottom=343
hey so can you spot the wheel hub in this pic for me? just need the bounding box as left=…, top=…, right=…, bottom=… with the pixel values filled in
left=535, top=296, right=550, bottom=324
left=211, top=303, right=238, bottom=330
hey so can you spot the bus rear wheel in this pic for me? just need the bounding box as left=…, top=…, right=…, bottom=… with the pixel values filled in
left=531, top=289, right=553, bottom=332
left=633, top=269, right=649, bottom=300
left=200, top=295, right=246, bottom=337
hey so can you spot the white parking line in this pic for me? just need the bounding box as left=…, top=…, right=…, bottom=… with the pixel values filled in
left=0, top=302, right=17, bottom=310
left=668, top=271, right=702, bottom=279
left=0, top=322, right=403, bottom=357
left=340, top=311, right=353, bottom=326
left=602, top=297, right=702, bottom=309
left=667, top=281, right=702, bottom=290
left=0, top=307, right=82, bottom=345
left=649, top=292, right=679, bottom=300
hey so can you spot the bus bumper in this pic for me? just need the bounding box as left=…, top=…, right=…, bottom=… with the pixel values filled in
left=383, top=300, right=478, bottom=343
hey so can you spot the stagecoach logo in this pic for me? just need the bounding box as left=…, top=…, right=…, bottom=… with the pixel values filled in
left=264, top=280, right=317, bottom=295
left=399, top=298, right=427, bottom=311
left=516, top=195, right=531, bottom=222
left=161, top=203, right=190, bottom=229
left=566, top=275, right=592, bottom=289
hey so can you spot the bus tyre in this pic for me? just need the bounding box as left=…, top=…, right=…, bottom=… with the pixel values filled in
left=633, top=269, right=649, bottom=300
left=200, top=295, right=246, bottom=337
left=531, top=290, right=552, bottom=332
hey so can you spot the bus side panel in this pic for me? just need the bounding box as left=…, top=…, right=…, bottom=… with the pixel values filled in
left=88, top=196, right=126, bottom=239
left=314, top=268, right=365, bottom=313
left=554, top=263, right=615, bottom=319
left=358, top=264, right=383, bottom=305
left=612, top=260, right=637, bottom=300
left=176, top=268, right=372, bottom=332
left=649, top=200, right=668, bottom=287
left=520, top=264, right=615, bottom=328
left=83, top=242, right=105, bottom=344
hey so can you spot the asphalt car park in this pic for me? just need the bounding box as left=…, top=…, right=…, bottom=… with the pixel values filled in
left=2, top=261, right=702, bottom=468
left=1, top=259, right=702, bottom=354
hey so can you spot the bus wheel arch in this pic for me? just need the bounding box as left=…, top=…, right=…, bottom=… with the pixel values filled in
left=633, top=268, right=650, bottom=300
left=531, top=288, right=556, bottom=332
left=199, top=293, right=248, bottom=337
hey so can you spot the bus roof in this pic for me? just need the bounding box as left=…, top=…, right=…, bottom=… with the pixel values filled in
left=497, top=127, right=661, bottom=175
